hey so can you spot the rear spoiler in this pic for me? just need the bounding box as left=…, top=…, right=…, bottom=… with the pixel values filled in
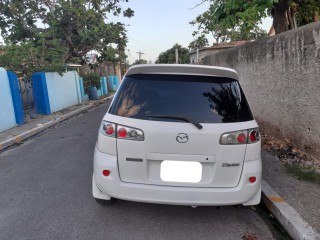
left=126, top=64, right=239, bottom=80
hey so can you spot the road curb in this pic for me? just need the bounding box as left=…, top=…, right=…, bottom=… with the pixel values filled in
left=0, top=95, right=113, bottom=151
left=261, top=180, right=320, bottom=240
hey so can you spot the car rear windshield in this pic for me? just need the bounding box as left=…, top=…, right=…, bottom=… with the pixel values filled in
left=109, top=74, right=253, bottom=123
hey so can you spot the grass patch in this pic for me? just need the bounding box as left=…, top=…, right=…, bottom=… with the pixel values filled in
left=285, top=164, right=320, bottom=184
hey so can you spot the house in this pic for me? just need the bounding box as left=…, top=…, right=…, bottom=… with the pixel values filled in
left=189, top=41, right=248, bottom=63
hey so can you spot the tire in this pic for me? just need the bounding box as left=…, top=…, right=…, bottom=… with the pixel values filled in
left=94, top=197, right=115, bottom=205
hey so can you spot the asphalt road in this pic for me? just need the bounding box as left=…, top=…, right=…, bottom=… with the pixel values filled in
left=0, top=101, right=284, bottom=240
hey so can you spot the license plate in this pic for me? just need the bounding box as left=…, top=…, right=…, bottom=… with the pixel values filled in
left=160, top=160, right=202, bottom=183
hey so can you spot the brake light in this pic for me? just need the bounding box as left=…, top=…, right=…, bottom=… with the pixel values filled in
left=237, top=133, right=246, bottom=143
left=220, top=128, right=260, bottom=145
left=99, top=121, right=144, bottom=141
left=118, top=128, right=127, bottom=138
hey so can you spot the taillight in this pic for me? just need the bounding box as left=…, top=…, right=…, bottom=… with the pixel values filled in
left=117, top=124, right=144, bottom=141
left=220, top=130, right=248, bottom=145
left=100, top=121, right=116, bottom=137
left=100, top=121, right=144, bottom=141
left=237, top=133, right=246, bottom=143
left=220, top=128, right=260, bottom=145
left=248, top=129, right=260, bottom=143
left=117, top=127, right=127, bottom=138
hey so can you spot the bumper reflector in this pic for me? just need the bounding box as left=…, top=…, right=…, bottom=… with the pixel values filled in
left=249, top=177, right=256, bottom=183
left=103, top=170, right=110, bottom=176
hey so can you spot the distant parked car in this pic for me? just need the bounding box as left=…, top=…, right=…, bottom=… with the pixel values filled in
left=93, top=64, right=261, bottom=206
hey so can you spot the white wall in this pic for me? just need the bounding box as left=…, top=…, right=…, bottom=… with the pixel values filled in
left=0, top=68, right=16, bottom=132
left=45, top=71, right=81, bottom=113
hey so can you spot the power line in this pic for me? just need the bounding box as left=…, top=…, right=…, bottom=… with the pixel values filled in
left=128, top=34, right=158, bottom=53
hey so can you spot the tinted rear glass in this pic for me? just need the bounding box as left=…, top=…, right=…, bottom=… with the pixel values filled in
left=109, top=74, right=253, bottom=123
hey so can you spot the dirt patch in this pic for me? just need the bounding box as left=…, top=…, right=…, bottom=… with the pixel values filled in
left=262, top=132, right=320, bottom=171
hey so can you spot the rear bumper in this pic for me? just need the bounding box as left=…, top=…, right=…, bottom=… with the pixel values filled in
left=93, top=147, right=262, bottom=206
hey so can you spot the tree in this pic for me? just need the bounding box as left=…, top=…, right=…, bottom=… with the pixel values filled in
left=156, top=44, right=190, bottom=64
left=98, top=44, right=127, bottom=66
left=0, top=36, right=66, bottom=77
left=132, top=59, right=148, bottom=65
left=188, top=35, right=209, bottom=51
left=190, top=4, right=230, bottom=44
left=228, top=28, right=267, bottom=41
left=0, top=0, right=134, bottom=63
left=191, top=1, right=268, bottom=43
left=289, top=1, right=320, bottom=26
left=196, top=0, right=320, bottom=35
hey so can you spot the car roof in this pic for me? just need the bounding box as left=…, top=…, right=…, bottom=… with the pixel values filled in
left=125, top=64, right=239, bottom=80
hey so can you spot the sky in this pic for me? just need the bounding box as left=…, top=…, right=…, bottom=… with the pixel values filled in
left=110, top=0, right=273, bottom=64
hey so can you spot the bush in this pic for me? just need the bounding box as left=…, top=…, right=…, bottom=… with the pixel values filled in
left=84, top=72, right=101, bottom=89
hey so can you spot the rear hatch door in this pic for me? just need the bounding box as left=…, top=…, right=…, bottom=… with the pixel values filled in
left=108, top=74, right=254, bottom=188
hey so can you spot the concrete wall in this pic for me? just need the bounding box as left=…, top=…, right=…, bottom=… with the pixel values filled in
left=190, top=49, right=211, bottom=63
left=0, top=68, right=16, bottom=132
left=190, top=48, right=228, bottom=63
left=108, top=76, right=119, bottom=91
left=45, top=71, right=81, bottom=113
left=202, top=22, right=320, bottom=158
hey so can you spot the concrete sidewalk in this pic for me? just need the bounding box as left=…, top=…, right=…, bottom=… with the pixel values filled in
left=0, top=100, right=319, bottom=239
left=262, top=151, right=320, bottom=239
left=0, top=96, right=113, bottom=152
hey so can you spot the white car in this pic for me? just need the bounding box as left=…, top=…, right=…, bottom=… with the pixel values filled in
left=93, top=64, right=261, bottom=206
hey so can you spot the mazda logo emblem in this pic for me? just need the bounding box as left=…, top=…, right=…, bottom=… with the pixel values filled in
left=176, top=133, right=188, bottom=143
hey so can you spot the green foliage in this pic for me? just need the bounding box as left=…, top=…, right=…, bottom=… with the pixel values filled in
left=229, top=27, right=267, bottom=41
left=156, top=44, right=190, bottom=64
left=188, top=35, right=209, bottom=50
left=132, top=59, right=148, bottom=65
left=190, top=4, right=230, bottom=44
left=191, top=1, right=269, bottom=43
left=98, top=45, right=119, bottom=63
left=98, top=44, right=127, bottom=64
left=193, top=0, right=320, bottom=39
left=84, top=72, right=101, bottom=89
left=294, top=0, right=320, bottom=26
left=0, top=35, right=66, bottom=77
left=0, top=0, right=133, bottom=63
left=213, top=0, right=272, bottom=32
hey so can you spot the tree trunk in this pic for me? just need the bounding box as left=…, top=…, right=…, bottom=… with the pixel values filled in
left=272, top=0, right=289, bottom=34
left=287, top=7, right=297, bottom=30
left=64, top=49, right=73, bottom=63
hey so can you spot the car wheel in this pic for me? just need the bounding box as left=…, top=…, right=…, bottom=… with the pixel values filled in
left=94, top=197, right=115, bottom=205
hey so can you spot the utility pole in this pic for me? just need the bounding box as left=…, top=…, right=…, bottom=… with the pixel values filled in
left=136, top=51, right=145, bottom=60
left=196, top=48, right=199, bottom=63
left=175, top=48, right=179, bottom=64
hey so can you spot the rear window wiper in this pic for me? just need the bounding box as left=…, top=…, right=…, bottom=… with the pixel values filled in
left=146, top=114, right=203, bottom=130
